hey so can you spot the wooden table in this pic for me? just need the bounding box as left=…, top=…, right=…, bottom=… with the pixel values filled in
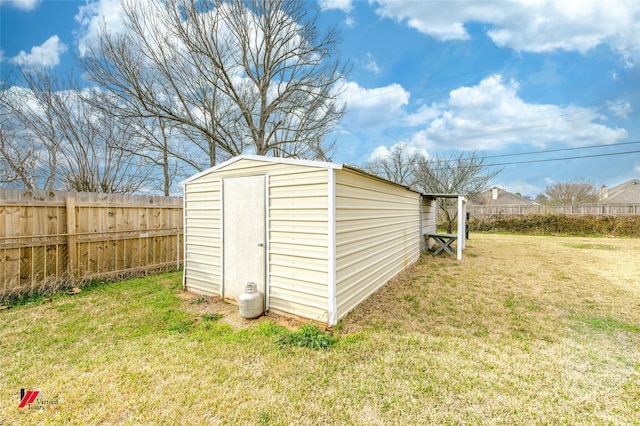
left=426, top=233, right=458, bottom=256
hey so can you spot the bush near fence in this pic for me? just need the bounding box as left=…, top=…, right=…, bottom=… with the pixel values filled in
left=470, top=214, right=640, bottom=237
left=468, top=203, right=640, bottom=217
left=0, top=189, right=183, bottom=302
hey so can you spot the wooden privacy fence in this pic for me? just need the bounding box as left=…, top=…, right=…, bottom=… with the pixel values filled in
left=1, top=189, right=183, bottom=300
left=468, top=203, right=640, bottom=218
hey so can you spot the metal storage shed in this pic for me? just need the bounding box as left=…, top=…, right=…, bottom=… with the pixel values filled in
left=182, top=155, right=440, bottom=325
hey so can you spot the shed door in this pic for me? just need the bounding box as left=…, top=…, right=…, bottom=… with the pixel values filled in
left=222, top=175, right=266, bottom=302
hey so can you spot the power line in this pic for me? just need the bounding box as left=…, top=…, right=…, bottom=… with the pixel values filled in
left=479, top=140, right=640, bottom=160
left=484, top=149, right=640, bottom=167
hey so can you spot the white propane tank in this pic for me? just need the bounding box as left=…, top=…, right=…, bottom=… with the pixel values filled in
left=238, top=282, right=264, bottom=319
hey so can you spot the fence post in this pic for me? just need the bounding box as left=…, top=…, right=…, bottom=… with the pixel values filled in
left=66, top=195, right=77, bottom=278
left=176, top=228, right=180, bottom=271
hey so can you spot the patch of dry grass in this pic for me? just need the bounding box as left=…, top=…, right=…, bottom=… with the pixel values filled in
left=1, top=234, right=638, bottom=424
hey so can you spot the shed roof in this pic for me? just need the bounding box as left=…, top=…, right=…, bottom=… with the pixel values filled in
left=182, top=155, right=424, bottom=195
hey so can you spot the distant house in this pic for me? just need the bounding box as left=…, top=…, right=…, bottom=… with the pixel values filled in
left=467, top=187, right=539, bottom=217
left=472, top=187, right=539, bottom=206
left=599, top=179, right=640, bottom=203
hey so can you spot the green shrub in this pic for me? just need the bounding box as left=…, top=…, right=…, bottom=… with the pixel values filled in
left=470, top=214, right=640, bottom=237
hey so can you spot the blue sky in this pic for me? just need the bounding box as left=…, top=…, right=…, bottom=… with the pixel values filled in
left=2, top=0, right=640, bottom=197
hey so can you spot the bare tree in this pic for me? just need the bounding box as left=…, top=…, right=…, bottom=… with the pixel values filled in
left=80, top=0, right=348, bottom=169
left=415, top=151, right=501, bottom=232
left=53, top=98, right=151, bottom=193
left=535, top=193, right=549, bottom=204
left=544, top=179, right=599, bottom=205
left=363, top=143, right=422, bottom=187
left=1, top=74, right=61, bottom=190
left=0, top=113, right=38, bottom=189
left=126, top=116, right=186, bottom=196
left=0, top=108, right=38, bottom=189
left=1, top=79, right=30, bottom=188
left=3, top=69, right=155, bottom=193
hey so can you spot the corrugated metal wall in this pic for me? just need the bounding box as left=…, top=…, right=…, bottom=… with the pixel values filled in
left=334, top=169, right=422, bottom=320
left=421, top=196, right=438, bottom=250
left=183, top=158, right=330, bottom=322
left=183, top=178, right=221, bottom=296
left=268, top=168, right=330, bottom=322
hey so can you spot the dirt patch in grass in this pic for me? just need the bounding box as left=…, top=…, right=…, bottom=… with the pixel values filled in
left=178, top=291, right=309, bottom=331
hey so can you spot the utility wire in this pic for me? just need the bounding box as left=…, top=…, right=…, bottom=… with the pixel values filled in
left=484, top=149, right=640, bottom=167
left=478, top=140, right=640, bottom=160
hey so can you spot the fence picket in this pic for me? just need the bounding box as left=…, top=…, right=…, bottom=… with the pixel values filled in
left=468, top=203, right=640, bottom=218
left=1, top=190, right=183, bottom=300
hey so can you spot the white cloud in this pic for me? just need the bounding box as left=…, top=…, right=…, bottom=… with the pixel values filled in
left=10, top=35, right=67, bottom=68
left=372, top=0, right=640, bottom=62
left=339, top=81, right=410, bottom=129
left=318, top=0, right=352, bottom=13
left=405, top=104, right=442, bottom=126
left=75, top=0, right=126, bottom=55
left=403, top=74, right=627, bottom=151
left=344, top=15, right=355, bottom=27
left=363, top=53, right=381, bottom=74
left=606, top=100, right=633, bottom=118
left=0, top=0, right=41, bottom=11
left=368, top=141, right=427, bottom=162
left=369, top=144, right=391, bottom=161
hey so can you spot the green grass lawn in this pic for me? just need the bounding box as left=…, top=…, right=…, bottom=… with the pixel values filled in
left=1, top=234, right=639, bottom=424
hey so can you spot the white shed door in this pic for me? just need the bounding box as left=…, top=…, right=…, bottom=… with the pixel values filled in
left=222, top=175, right=266, bottom=302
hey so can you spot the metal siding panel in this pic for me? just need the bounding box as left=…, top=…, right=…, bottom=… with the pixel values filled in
left=422, top=197, right=437, bottom=233
left=270, top=197, right=328, bottom=210
left=267, top=168, right=329, bottom=321
left=268, top=301, right=328, bottom=323
left=269, top=286, right=329, bottom=323
left=184, top=180, right=221, bottom=296
left=267, top=209, right=328, bottom=222
left=185, top=158, right=331, bottom=322
left=422, top=197, right=438, bottom=250
left=183, top=200, right=219, bottom=213
left=270, top=219, right=327, bottom=234
left=268, top=273, right=329, bottom=295
left=337, top=249, right=419, bottom=315
left=327, top=168, right=337, bottom=326
left=335, top=170, right=421, bottom=320
left=187, top=262, right=220, bottom=278
left=270, top=254, right=327, bottom=274
left=185, top=234, right=219, bottom=248
left=185, top=218, right=220, bottom=230
left=336, top=219, right=418, bottom=256
left=186, top=251, right=220, bottom=265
